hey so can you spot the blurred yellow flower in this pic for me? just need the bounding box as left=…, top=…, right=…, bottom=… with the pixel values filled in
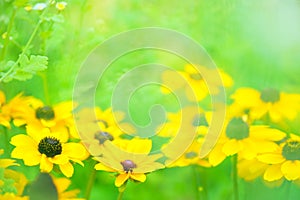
left=208, top=117, right=286, bottom=166
left=257, top=134, right=300, bottom=181
left=56, top=2, right=67, bottom=11
left=52, top=177, right=83, bottom=200
left=161, top=64, right=233, bottom=102
left=0, top=149, right=19, bottom=168
left=94, top=138, right=164, bottom=187
left=10, top=130, right=88, bottom=177
left=230, top=87, right=300, bottom=122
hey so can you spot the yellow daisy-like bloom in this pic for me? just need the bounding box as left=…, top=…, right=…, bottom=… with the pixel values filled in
left=94, top=138, right=164, bottom=187
left=52, top=176, right=84, bottom=200
left=257, top=134, right=300, bottom=181
left=208, top=117, right=286, bottom=166
left=161, top=64, right=233, bottom=102
left=230, top=87, right=300, bottom=122
left=10, top=129, right=88, bottom=177
left=12, top=96, right=75, bottom=141
left=56, top=2, right=67, bottom=11
left=157, top=109, right=211, bottom=167
left=74, top=107, right=126, bottom=156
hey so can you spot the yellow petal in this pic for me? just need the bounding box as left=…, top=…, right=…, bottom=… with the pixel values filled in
left=281, top=160, right=300, bottom=181
left=40, top=154, right=53, bottom=173
left=257, top=154, right=285, bottom=164
left=263, top=164, right=283, bottom=181
left=222, top=139, right=242, bottom=156
left=115, top=173, right=130, bottom=187
left=126, top=138, right=152, bottom=154
left=10, top=134, right=37, bottom=147
left=50, top=155, right=69, bottom=165
left=59, top=162, right=74, bottom=177
left=208, top=143, right=227, bottom=166
left=130, top=173, right=146, bottom=183
left=94, top=163, right=116, bottom=172
left=62, top=143, right=87, bottom=160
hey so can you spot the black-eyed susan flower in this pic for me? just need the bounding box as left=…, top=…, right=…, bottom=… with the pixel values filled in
left=161, top=64, right=233, bottom=102
left=237, top=158, right=268, bottom=181
left=257, top=134, right=300, bottom=182
left=230, top=87, right=300, bottom=122
left=10, top=129, right=88, bottom=177
left=208, top=117, right=286, bottom=166
left=94, top=138, right=164, bottom=187
left=12, top=96, right=75, bottom=140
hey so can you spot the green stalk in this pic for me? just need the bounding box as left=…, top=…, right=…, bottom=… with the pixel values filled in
left=0, top=7, right=18, bottom=61
left=117, top=181, right=128, bottom=200
left=0, top=7, right=48, bottom=82
left=232, top=154, right=239, bottom=200
left=85, top=168, right=97, bottom=200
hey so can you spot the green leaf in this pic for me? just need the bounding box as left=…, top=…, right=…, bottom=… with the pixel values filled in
left=0, top=168, right=18, bottom=195
left=29, top=173, right=58, bottom=200
left=1, top=54, right=48, bottom=82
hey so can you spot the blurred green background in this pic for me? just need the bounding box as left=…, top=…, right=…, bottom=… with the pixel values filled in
left=1, top=0, right=300, bottom=199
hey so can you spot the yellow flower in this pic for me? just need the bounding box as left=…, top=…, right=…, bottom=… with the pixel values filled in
left=10, top=130, right=88, bottom=177
left=52, top=177, right=83, bottom=200
left=12, top=96, right=75, bottom=141
left=56, top=2, right=67, bottom=11
left=208, top=117, right=286, bottom=166
left=74, top=107, right=126, bottom=156
left=230, top=87, right=300, bottom=122
left=257, top=134, right=300, bottom=181
left=94, top=138, right=164, bottom=187
left=161, top=64, right=233, bottom=102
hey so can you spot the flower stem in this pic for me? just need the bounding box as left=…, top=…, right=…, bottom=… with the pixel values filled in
left=232, top=154, right=239, bottom=200
left=0, top=6, right=48, bottom=82
left=117, top=181, right=128, bottom=200
left=85, top=167, right=97, bottom=200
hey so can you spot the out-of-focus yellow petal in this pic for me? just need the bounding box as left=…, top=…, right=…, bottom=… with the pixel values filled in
left=257, top=153, right=285, bottom=164
left=281, top=160, right=300, bottom=180
left=222, top=139, right=242, bottom=156
left=94, top=163, right=116, bottom=172
left=263, top=164, right=283, bottom=181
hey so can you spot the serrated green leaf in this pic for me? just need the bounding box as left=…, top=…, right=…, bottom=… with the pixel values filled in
left=1, top=54, right=48, bottom=82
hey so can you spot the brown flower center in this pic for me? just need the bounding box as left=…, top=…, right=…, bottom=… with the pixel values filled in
left=260, top=88, right=280, bottom=103
left=35, top=106, right=55, bottom=120
left=226, top=118, right=249, bottom=140
left=282, top=140, right=300, bottom=160
left=121, top=160, right=136, bottom=173
left=38, top=137, right=62, bottom=157
left=94, top=131, right=114, bottom=144
left=189, top=73, right=202, bottom=80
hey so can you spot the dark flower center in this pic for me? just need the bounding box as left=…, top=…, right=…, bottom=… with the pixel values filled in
left=226, top=118, right=249, bottom=140
left=282, top=140, right=300, bottom=160
left=185, top=151, right=198, bottom=159
left=260, top=88, right=280, bottom=103
left=36, top=106, right=55, bottom=120
left=193, top=113, right=208, bottom=126
left=38, top=137, right=62, bottom=157
left=121, top=160, right=136, bottom=173
left=190, top=73, right=202, bottom=80
left=94, top=131, right=114, bottom=144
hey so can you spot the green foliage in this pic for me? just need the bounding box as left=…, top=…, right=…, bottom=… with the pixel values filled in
left=0, top=54, right=48, bottom=82
left=0, top=168, right=18, bottom=195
